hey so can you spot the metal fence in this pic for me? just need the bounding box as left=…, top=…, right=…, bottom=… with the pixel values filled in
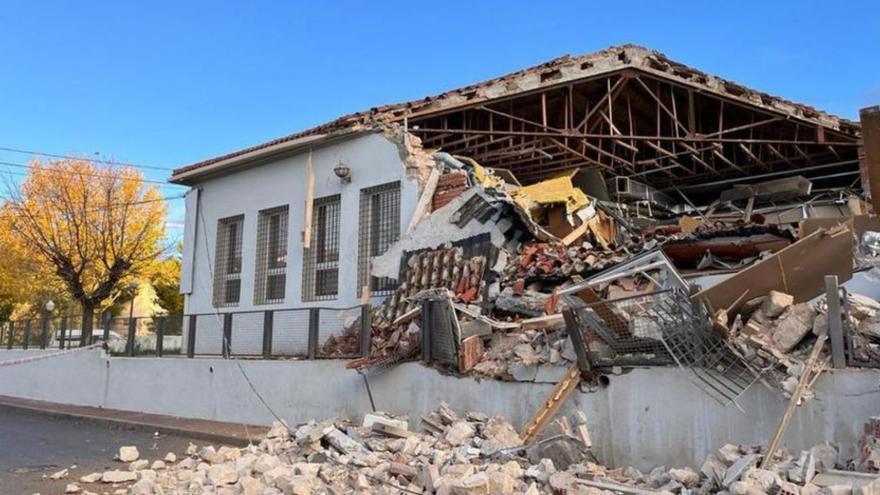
left=564, top=289, right=765, bottom=409
left=0, top=304, right=372, bottom=360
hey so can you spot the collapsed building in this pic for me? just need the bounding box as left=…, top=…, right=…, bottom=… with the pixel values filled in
left=167, top=45, right=880, bottom=493
left=309, top=45, right=877, bottom=394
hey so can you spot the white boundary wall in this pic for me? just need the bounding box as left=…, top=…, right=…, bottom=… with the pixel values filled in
left=1, top=349, right=878, bottom=470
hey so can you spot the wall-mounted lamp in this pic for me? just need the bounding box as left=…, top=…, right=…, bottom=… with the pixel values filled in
left=334, top=161, right=351, bottom=183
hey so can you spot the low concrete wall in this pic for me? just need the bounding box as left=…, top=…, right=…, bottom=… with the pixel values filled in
left=1, top=349, right=878, bottom=470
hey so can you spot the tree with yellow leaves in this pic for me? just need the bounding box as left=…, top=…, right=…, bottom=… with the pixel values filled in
left=3, top=159, right=168, bottom=342
left=0, top=228, right=69, bottom=320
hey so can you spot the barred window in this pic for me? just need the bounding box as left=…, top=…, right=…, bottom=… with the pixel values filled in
left=357, top=181, right=400, bottom=296
left=254, top=206, right=289, bottom=305
left=302, top=195, right=340, bottom=301
left=213, top=215, right=244, bottom=307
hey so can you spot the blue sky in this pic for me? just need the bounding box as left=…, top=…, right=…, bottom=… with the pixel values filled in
left=1, top=0, right=878, bottom=238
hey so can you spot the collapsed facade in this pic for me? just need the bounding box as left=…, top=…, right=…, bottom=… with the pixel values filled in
left=167, top=44, right=880, bottom=491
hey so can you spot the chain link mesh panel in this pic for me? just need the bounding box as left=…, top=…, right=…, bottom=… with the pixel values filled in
left=317, top=306, right=362, bottom=358
left=230, top=312, right=264, bottom=356
left=567, top=289, right=764, bottom=408
left=271, top=309, right=310, bottom=357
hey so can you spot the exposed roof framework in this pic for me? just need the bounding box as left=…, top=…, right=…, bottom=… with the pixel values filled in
left=406, top=69, right=860, bottom=194
left=172, top=45, right=861, bottom=197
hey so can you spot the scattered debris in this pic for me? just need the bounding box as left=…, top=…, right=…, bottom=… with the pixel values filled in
left=60, top=405, right=880, bottom=495
left=118, top=446, right=140, bottom=463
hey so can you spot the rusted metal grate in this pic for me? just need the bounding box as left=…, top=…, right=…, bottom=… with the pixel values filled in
left=357, top=181, right=400, bottom=297
left=212, top=215, right=244, bottom=307
left=566, top=289, right=763, bottom=409
left=566, top=291, right=674, bottom=366
left=302, top=195, right=340, bottom=301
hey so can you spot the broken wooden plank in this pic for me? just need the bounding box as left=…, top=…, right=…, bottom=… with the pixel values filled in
left=520, top=313, right=565, bottom=331
left=760, top=334, right=827, bottom=469
left=575, top=478, right=660, bottom=495
left=520, top=364, right=581, bottom=444
left=406, top=167, right=441, bottom=234
left=561, top=222, right=590, bottom=246
left=391, top=307, right=421, bottom=327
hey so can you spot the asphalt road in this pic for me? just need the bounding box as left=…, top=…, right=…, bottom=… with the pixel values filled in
left=0, top=405, right=211, bottom=495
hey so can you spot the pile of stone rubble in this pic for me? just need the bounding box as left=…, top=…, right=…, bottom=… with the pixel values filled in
left=727, top=289, right=880, bottom=397
left=470, top=327, right=576, bottom=381
left=49, top=405, right=880, bottom=495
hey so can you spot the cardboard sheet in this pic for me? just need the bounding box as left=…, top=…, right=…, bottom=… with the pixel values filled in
left=692, top=227, right=853, bottom=317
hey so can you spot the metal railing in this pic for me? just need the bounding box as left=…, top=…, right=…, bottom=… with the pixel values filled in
left=0, top=304, right=372, bottom=360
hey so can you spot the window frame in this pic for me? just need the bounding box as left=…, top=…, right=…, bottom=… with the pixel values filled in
left=357, top=181, right=401, bottom=297
left=254, top=205, right=289, bottom=305
left=302, top=194, right=341, bottom=302
left=212, top=214, right=244, bottom=307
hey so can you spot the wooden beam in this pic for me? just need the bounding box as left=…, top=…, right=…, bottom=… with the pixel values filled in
left=547, top=138, right=612, bottom=170
left=859, top=106, right=880, bottom=212
left=632, top=76, right=690, bottom=137
left=703, top=116, right=784, bottom=138
left=760, top=334, right=827, bottom=469
left=520, top=364, right=581, bottom=443
left=575, top=75, right=629, bottom=131
left=766, top=143, right=792, bottom=165
left=410, top=127, right=858, bottom=146
left=302, top=148, right=315, bottom=246
left=738, top=143, right=766, bottom=168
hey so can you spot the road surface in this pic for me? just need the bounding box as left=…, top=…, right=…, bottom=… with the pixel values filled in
left=0, top=404, right=211, bottom=494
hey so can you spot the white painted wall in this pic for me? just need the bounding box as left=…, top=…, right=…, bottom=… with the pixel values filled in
left=182, top=132, right=419, bottom=317
left=1, top=350, right=878, bottom=471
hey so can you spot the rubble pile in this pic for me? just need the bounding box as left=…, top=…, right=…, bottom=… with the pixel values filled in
left=503, top=223, right=794, bottom=284
left=726, top=289, right=880, bottom=395
left=331, top=148, right=880, bottom=390
left=471, top=327, right=575, bottom=380
left=374, top=248, right=487, bottom=329
left=61, top=405, right=880, bottom=495
left=859, top=416, right=880, bottom=473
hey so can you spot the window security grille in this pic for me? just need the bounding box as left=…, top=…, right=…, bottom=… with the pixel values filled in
left=302, top=195, right=340, bottom=301
left=254, top=206, right=289, bottom=305
left=357, top=182, right=400, bottom=297
left=213, top=215, right=244, bottom=307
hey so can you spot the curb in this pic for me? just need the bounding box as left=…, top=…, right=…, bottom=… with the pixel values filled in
left=0, top=400, right=261, bottom=447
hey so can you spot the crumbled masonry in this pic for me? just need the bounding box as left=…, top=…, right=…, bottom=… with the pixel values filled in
left=318, top=149, right=880, bottom=404
left=59, top=405, right=880, bottom=495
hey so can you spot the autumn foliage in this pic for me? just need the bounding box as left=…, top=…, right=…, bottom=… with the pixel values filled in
left=1, top=159, right=168, bottom=339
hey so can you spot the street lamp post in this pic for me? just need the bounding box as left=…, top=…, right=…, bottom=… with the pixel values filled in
left=126, top=281, right=139, bottom=356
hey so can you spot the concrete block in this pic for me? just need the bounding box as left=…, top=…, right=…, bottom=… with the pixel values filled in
left=362, top=413, right=408, bottom=432
left=534, top=364, right=570, bottom=384
left=723, top=454, right=758, bottom=488
left=772, top=303, right=817, bottom=352
left=762, top=291, right=794, bottom=318
left=509, top=364, right=538, bottom=382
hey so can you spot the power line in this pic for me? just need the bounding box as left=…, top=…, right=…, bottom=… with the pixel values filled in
left=0, top=193, right=185, bottom=220
left=0, top=160, right=188, bottom=188
left=0, top=145, right=175, bottom=172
